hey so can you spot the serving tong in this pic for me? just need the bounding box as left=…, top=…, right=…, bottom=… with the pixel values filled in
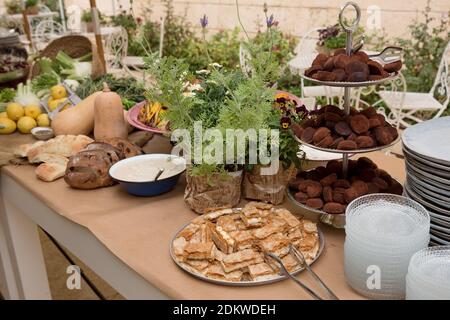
left=266, top=245, right=338, bottom=300
left=368, top=46, right=403, bottom=66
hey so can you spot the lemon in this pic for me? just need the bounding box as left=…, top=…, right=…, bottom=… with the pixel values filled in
left=0, top=118, right=17, bottom=134
left=51, top=85, right=67, bottom=100
left=25, top=105, right=43, bottom=119
left=36, top=113, right=50, bottom=127
left=17, top=116, right=37, bottom=134
left=6, top=103, right=24, bottom=121
left=0, top=112, right=7, bottom=118
left=48, top=98, right=68, bottom=111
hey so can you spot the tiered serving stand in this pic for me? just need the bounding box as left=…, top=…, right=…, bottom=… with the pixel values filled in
left=288, top=2, right=401, bottom=228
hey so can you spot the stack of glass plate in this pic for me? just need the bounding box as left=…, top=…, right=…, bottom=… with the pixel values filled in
left=345, top=194, right=430, bottom=299
left=406, top=246, right=450, bottom=300
left=402, top=117, right=450, bottom=246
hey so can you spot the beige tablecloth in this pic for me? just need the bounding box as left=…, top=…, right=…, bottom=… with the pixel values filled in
left=0, top=133, right=406, bottom=299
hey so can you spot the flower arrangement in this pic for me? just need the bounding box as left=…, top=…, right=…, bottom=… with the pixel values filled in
left=144, top=1, right=306, bottom=209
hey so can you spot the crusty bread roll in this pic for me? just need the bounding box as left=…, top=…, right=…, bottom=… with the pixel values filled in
left=35, top=162, right=68, bottom=182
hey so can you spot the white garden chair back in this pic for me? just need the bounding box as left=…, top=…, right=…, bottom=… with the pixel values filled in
left=104, top=26, right=128, bottom=70
left=34, top=20, right=65, bottom=51
left=66, top=5, right=82, bottom=34
left=375, top=41, right=450, bottom=128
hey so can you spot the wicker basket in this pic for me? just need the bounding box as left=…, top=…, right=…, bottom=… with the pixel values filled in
left=31, top=35, right=105, bottom=79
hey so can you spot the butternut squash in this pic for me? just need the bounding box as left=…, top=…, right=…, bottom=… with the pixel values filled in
left=51, top=91, right=101, bottom=136
left=94, top=83, right=128, bottom=140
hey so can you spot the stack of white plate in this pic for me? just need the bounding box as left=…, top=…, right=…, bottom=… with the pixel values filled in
left=406, top=245, right=450, bottom=300
left=344, top=194, right=430, bottom=299
left=402, top=117, right=450, bottom=246
left=0, top=32, right=20, bottom=47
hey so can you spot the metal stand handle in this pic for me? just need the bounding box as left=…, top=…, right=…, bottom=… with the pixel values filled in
left=339, top=1, right=362, bottom=178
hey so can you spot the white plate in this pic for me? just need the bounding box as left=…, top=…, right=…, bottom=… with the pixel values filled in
left=431, top=223, right=450, bottom=234
left=403, top=147, right=450, bottom=172
left=430, top=230, right=450, bottom=241
left=406, top=163, right=450, bottom=187
left=407, top=173, right=450, bottom=197
left=430, top=234, right=450, bottom=245
left=408, top=182, right=450, bottom=210
left=404, top=184, right=450, bottom=217
left=431, top=215, right=450, bottom=227
left=407, top=177, right=450, bottom=202
left=405, top=157, right=450, bottom=179
left=402, top=117, right=450, bottom=164
left=407, top=170, right=450, bottom=192
left=299, top=145, right=346, bottom=162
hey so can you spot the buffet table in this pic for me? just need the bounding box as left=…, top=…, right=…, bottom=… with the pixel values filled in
left=0, top=134, right=405, bottom=300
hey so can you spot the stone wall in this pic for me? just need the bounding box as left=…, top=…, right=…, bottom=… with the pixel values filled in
left=2, top=0, right=449, bottom=39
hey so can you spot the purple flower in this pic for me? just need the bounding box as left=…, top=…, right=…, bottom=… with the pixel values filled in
left=200, top=14, right=208, bottom=28
left=280, top=116, right=291, bottom=129
left=295, top=104, right=308, bottom=115
left=266, top=14, right=277, bottom=28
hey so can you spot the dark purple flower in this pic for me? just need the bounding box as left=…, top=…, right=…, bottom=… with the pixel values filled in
left=266, top=14, right=275, bottom=28
left=280, top=116, right=291, bottom=129
left=295, top=104, right=308, bottom=115
left=200, top=14, right=208, bottom=28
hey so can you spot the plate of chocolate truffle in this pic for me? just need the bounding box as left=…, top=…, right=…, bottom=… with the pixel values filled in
left=302, top=49, right=402, bottom=87
left=291, top=105, right=400, bottom=154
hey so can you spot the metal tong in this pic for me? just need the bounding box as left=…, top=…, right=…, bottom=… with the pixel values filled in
left=369, top=46, right=403, bottom=65
left=266, top=245, right=338, bottom=300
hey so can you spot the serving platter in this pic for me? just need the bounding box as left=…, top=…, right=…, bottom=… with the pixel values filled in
left=294, top=134, right=401, bottom=155
left=127, top=101, right=170, bottom=135
left=300, top=72, right=398, bottom=88
left=286, top=189, right=346, bottom=229
left=169, top=208, right=325, bottom=286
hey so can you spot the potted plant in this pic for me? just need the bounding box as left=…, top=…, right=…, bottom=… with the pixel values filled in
left=81, top=9, right=104, bottom=33
left=24, top=0, right=39, bottom=15
left=5, top=0, right=23, bottom=14
left=316, top=24, right=346, bottom=55
left=242, top=92, right=307, bottom=204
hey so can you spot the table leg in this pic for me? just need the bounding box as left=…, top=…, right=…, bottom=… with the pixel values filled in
left=0, top=176, right=51, bottom=300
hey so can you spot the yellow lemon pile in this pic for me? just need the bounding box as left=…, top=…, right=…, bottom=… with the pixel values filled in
left=0, top=102, right=50, bottom=135
left=47, top=85, right=70, bottom=111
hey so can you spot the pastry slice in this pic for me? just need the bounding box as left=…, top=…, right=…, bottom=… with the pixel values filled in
left=183, top=242, right=215, bottom=261
left=244, top=201, right=273, bottom=210
left=221, top=249, right=264, bottom=273
left=239, top=213, right=263, bottom=228
left=302, top=219, right=318, bottom=234
left=248, top=263, right=276, bottom=281
left=172, top=237, right=187, bottom=258
left=287, top=227, right=303, bottom=242
left=275, top=208, right=301, bottom=229
left=252, top=223, right=285, bottom=240
left=229, top=230, right=254, bottom=250
left=281, top=254, right=300, bottom=272
left=206, top=262, right=243, bottom=282
left=203, top=208, right=233, bottom=221
left=257, top=233, right=289, bottom=253
left=207, top=222, right=235, bottom=254
left=178, top=223, right=200, bottom=241
left=217, top=215, right=238, bottom=232
left=185, top=259, right=210, bottom=272
left=298, top=232, right=318, bottom=251
left=221, top=256, right=264, bottom=273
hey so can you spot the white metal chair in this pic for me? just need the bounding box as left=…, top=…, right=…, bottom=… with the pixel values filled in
left=375, top=41, right=450, bottom=128
left=66, top=5, right=82, bottom=34
left=34, top=20, right=65, bottom=50
left=288, top=27, right=344, bottom=105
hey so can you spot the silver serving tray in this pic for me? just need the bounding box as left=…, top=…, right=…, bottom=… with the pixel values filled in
left=300, top=72, right=398, bottom=88
left=294, top=134, right=401, bottom=155
left=169, top=209, right=325, bottom=287
left=286, top=189, right=346, bottom=229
